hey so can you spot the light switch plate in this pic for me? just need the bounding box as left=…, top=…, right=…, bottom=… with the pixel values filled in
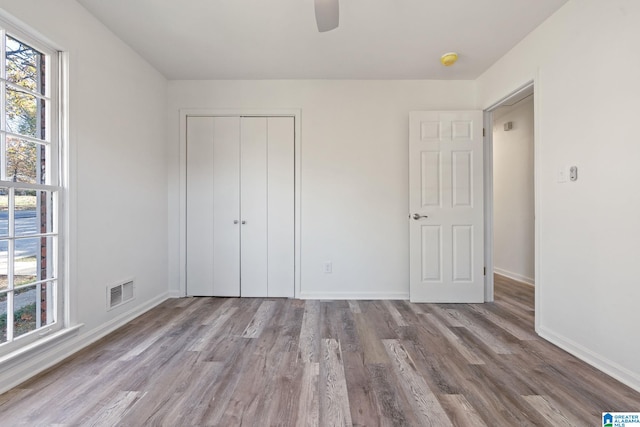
left=557, top=167, right=567, bottom=183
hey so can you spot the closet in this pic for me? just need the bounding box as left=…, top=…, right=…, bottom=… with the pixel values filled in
left=186, top=116, right=294, bottom=297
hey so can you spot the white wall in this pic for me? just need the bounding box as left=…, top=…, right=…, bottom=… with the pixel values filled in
left=477, top=0, right=640, bottom=391
left=0, top=0, right=168, bottom=391
left=167, top=80, right=476, bottom=299
left=492, top=98, right=534, bottom=285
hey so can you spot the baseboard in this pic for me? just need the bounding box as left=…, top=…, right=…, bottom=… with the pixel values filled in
left=538, top=325, right=640, bottom=393
left=168, top=289, right=183, bottom=298
left=494, top=268, right=535, bottom=286
left=0, top=291, right=170, bottom=395
left=298, top=291, right=409, bottom=300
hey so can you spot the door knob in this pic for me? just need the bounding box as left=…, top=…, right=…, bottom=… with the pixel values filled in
left=412, top=213, right=428, bottom=220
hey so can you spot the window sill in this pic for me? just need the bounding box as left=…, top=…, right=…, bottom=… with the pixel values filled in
left=0, top=324, right=84, bottom=370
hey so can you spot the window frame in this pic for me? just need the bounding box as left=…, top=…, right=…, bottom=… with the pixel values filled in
left=0, top=17, right=64, bottom=357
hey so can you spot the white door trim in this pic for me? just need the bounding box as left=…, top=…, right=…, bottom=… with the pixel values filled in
left=483, top=79, right=540, bottom=332
left=178, top=108, right=302, bottom=298
left=482, top=110, right=494, bottom=302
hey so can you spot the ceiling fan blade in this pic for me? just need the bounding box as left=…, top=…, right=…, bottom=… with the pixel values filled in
left=315, top=0, right=339, bottom=32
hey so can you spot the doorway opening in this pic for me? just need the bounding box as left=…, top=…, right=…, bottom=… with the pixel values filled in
left=484, top=82, right=537, bottom=327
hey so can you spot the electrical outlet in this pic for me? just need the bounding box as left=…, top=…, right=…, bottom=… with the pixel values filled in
left=323, top=261, right=332, bottom=274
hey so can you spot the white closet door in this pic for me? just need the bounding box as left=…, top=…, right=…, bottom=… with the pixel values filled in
left=267, top=117, right=295, bottom=297
left=186, top=116, right=240, bottom=297
left=186, top=115, right=294, bottom=298
left=212, top=117, right=241, bottom=296
left=240, top=118, right=269, bottom=297
left=186, top=117, right=214, bottom=296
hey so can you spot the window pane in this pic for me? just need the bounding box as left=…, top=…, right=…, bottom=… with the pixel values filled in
left=0, top=188, right=7, bottom=237
left=40, top=236, right=55, bottom=280
left=14, top=237, right=38, bottom=287
left=15, top=190, right=52, bottom=236
left=0, top=232, right=52, bottom=290
left=5, top=137, right=46, bottom=184
left=5, top=35, right=45, bottom=95
left=0, top=292, right=7, bottom=343
left=41, top=192, right=55, bottom=235
left=6, top=87, right=45, bottom=140
left=12, top=236, right=53, bottom=282
left=0, top=240, right=7, bottom=292
left=40, top=281, right=55, bottom=326
left=13, top=285, right=36, bottom=338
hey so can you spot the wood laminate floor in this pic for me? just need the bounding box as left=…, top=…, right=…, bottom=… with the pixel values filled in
left=1, top=275, right=639, bottom=426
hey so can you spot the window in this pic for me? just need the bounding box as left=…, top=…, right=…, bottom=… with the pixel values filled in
left=0, top=22, right=62, bottom=354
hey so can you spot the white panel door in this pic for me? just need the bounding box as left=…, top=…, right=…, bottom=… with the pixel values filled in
left=240, top=118, right=269, bottom=297
left=409, top=111, right=484, bottom=302
left=186, top=116, right=241, bottom=297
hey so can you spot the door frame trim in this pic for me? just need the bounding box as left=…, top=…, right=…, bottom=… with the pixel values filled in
left=179, top=109, right=302, bottom=298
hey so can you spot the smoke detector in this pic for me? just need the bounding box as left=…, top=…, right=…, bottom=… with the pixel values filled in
left=440, top=52, right=459, bottom=67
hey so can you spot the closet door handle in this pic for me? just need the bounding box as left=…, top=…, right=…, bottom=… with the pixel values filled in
left=233, top=220, right=239, bottom=224
left=241, top=220, right=247, bottom=225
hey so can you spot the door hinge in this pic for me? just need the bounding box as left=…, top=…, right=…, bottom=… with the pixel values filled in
left=483, top=267, right=486, bottom=276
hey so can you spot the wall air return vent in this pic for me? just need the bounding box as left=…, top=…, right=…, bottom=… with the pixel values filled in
left=107, top=278, right=135, bottom=310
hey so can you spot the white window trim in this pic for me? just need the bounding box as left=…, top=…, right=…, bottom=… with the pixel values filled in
left=0, top=14, right=69, bottom=360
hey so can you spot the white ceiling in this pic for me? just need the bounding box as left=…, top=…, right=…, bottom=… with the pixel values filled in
left=75, top=0, right=568, bottom=80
